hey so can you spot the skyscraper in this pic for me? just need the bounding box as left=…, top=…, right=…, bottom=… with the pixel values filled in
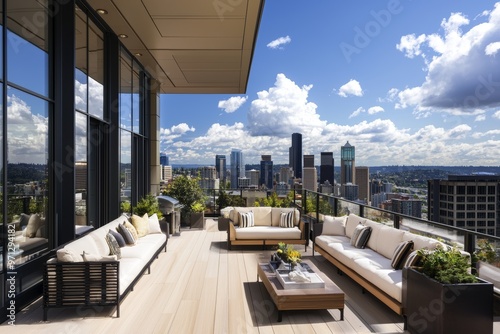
left=320, top=152, right=334, bottom=185
left=215, top=154, right=226, bottom=186
left=259, top=155, right=273, bottom=190
left=230, top=149, right=244, bottom=188
left=290, top=133, right=302, bottom=179
left=160, top=153, right=169, bottom=166
left=340, top=141, right=355, bottom=185
left=356, top=166, right=370, bottom=203
left=302, top=155, right=317, bottom=192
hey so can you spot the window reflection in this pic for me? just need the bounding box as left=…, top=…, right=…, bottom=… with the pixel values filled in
left=7, top=87, right=49, bottom=267
left=132, top=65, right=140, bottom=133
left=75, top=112, right=87, bottom=227
left=120, top=129, right=132, bottom=211
left=120, top=52, right=132, bottom=131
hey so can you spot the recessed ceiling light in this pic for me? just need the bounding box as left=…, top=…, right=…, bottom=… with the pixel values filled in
left=135, top=53, right=143, bottom=57
left=118, top=34, right=128, bottom=38
left=96, top=9, right=108, bottom=15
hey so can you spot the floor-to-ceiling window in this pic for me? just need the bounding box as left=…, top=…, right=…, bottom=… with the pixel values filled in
left=120, top=49, right=148, bottom=212
left=3, top=0, right=51, bottom=296
left=75, top=4, right=106, bottom=228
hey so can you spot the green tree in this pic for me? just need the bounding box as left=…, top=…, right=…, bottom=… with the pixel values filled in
left=163, top=175, right=206, bottom=222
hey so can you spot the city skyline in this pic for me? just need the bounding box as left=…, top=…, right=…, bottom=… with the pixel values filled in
left=160, top=1, right=500, bottom=167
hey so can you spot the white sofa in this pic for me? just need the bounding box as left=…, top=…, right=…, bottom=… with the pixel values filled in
left=313, top=213, right=443, bottom=315
left=227, top=206, right=307, bottom=250
left=43, top=214, right=167, bottom=320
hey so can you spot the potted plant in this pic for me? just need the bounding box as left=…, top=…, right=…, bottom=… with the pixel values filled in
left=189, top=201, right=205, bottom=229
left=403, top=244, right=493, bottom=334
left=133, top=194, right=163, bottom=219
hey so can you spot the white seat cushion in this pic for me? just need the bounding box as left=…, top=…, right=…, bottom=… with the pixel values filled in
left=235, top=226, right=301, bottom=239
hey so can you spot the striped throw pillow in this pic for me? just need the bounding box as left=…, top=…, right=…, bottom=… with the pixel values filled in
left=391, top=240, right=414, bottom=269
left=279, top=211, right=294, bottom=228
left=240, top=211, right=254, bottom=228
left=350, top=225, right=372, bottom=249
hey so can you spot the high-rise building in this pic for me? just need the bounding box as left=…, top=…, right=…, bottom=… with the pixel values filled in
left=259, top=155, right=273, bottom=190
left=160, top=153, right=169, bottom=166
left=215, top=154, right=226, bottom=186
left=230, top=149, right=244, bottom=188
left=161, top=165, right=173, bottom=181
left=320, top=152, right=334, bottom=185
left=246, top=169, right=260, bottom=187
left=280, top=167, right=293, bottom=186
left=428, top=175, right=500, bottom=236
left=290, top=133, right=302, bottom=179
left=356, top=166, right=370, bottom=203
left=391, top=196, right=422, bottom=218
left=302, top=155, right=317, bottom=192
left=342, top=183, right=358, bottom=201
left=199, top=166, right=217, bottom=189
left=340, top=141, right=355, bottom=185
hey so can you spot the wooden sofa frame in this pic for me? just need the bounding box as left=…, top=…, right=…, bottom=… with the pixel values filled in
left=43, top=239, right=167, bottom=320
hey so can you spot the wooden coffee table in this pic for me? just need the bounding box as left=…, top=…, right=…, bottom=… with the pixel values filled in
left=257, top=259, right=344, bottom=322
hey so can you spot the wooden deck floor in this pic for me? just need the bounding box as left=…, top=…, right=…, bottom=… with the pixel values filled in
left=4, top=219, right=500, bottom=333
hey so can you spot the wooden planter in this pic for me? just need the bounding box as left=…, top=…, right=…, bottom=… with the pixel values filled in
left=403, top=267, right=494, bottom=334
left=189, top=212, right=205, bottom=229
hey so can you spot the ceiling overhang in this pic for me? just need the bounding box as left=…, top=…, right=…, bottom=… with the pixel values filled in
left=86, top=0, right=265, bottom=94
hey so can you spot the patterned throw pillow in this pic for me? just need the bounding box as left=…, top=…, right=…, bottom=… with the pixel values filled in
left=105, top=232, right=122, bottom=259
left=117, top=223, right=136, bottom=245
left=109, top=229, right=126, bottom=247
left=239, top=211, right=254, bottom=228
left=350, top=224, right=372, bottom=249
left=279, top=211, right=294, bottom=228
left=391, top=240, right=414, bottom=269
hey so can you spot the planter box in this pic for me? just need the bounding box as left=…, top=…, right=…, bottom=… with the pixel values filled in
left=403, top=267, right=493, bottom=334
left=190, top=212, right=205, bottom=229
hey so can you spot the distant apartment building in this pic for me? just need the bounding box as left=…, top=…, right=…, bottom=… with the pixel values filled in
left=275, top=182, right=289, bottom=197
left=230, top=149, right=244, bottom=188
left=280, top=166, right=293, bottom=186
left=199, top=166, right=218, bottom=190
left=356, top=166, right=370, bottom=203
left=302, top=155, right=317, bottom=192
left=371, top=179, right=393, bottom=196
left=161, top=165, right=173, bottom=182
left=342, top=183, right=358, bottom=201
left=215, top=154, right=227, bottom=186
left=246, top=169, right=260, bottom=188
left=371, top=192, right=387, bottom=208
left=391, top=195, right=422, bottom=218
left=320, top=180, right=333, bottom=195
left=428, top=175, right=500, bottom=236
left=320, top=152, right=334, bottom=185
left=340, top=141, right=355, bottom=187
left=260, top=155, right=273, bottom=190
left=238, top=177, right=250, bottom=189
left=290, top=133, right=302, bottom=179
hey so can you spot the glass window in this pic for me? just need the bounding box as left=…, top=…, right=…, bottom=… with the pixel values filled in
left=6, top=0, right=49, bottom=97
left=120, top=129, right=132, bottom=208
left=7, top=87, right=49, bottom=267
left=75, top=112, right=87, bottom=226
left=75, top=8, right=87, bottom=112
left=132, top=63, right=141, bottom=133
left=120, top=52, right=132, bottom=131
left=88, top=20, right=104, bottom=119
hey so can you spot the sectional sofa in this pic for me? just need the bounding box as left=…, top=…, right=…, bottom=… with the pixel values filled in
left=313, top=213, right=443, bottom=315
left=226, top=206, right=308, bottom=250
left=43, top=213, right=167, bottom=320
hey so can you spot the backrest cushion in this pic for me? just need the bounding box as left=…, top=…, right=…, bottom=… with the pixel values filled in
left=402, top=232, right=442, bottom=250
left=252, top=207, right=273, bottom=226
left=345, top=213, right=366, bottom=238
left=376, top=226, right=406, bottom=259
left=322, top=215, right=346, bottom=236
left=363, top=219, right=383, bottom=251
left=230, top=207, right=252, bottom=226
left=239, top=211, right=255, bottom=228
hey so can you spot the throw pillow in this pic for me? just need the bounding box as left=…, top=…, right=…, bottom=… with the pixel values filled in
left=117, top=223, right=136, bottom=245
left=109, top=229, right=126, bottom=247
left=239, top=211, right=254, bottom=228
left=105, top=232, right=122, bottom=259
left=131, top=213, right=150, bottom=238
left=82, top=251, right=118, bottom=262
left=403, top=249, right=422, bottom=268
left=24, top=214, right=43, bottom=238
left=124, top=220, right=139, bottom=241
left=322, top=216, right=346, bottom=236
left=391, top=240, right=414, bottom=269
left=148, top=213, right=162, bottom=234
left=350, top=224, right=372, bottom=249
left=279, top=211, right=294, bottom=228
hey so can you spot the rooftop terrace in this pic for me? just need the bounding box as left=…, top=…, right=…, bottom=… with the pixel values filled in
left=4, top=219, right=500, bottom=333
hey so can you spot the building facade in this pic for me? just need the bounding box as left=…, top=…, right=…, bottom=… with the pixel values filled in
left=0, top=0, right=263, bottom=321
left=230, top=149, right=244, bottom=189
left=320, top=152, right=334, bottom=185
left=428, top=175, right=500, bottom=236
left=215, top=154, right=227, bottom=186
left=302, top=155, right=317, bottom=192
left=259, top=155, right=273, bottom=190
left=356, top=166, right=370, bottom=204
left=290, top=133, right=302, bottom=179
left=340, top=141, right=355, bottom=185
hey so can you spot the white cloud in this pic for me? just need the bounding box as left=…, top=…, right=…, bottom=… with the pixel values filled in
left=337, top=79, right=363, bottom=97
left=396, top=3, right=500, bottom=113
left=349, top=107, right=364, bottom=118
left=267, top=36, right=291, bottom=49
left=218, top=96, right=248, bottom=113
left=367, top=106, right=384, bottom=115
left=493, top=110, right=500, bottom=119
left=247, top=73, right=325, bottom=137
left=475, top=114, right=486, bottom=121
left=160, top=123, right=195, bottom=144
left=485, top=41, right=500, bottom=56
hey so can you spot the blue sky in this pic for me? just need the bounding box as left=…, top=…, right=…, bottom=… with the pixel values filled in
left=160, top=0, right=500, bottom=167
